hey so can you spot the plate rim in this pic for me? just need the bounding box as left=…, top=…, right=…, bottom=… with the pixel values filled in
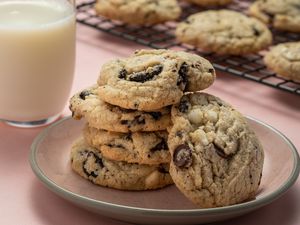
left=29, top=116, right=300, bottom=216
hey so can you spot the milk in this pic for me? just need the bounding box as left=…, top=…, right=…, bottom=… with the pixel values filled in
left=0, top=0, right=75, bottom=122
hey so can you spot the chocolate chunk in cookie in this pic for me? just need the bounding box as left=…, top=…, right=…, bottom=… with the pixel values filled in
left=173, top=144, right=193, bottom=168
left=82, top=151, right=104, bottom=178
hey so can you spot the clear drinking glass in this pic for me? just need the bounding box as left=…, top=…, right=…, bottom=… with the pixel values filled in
left=0, top=0, right=76, bottom=128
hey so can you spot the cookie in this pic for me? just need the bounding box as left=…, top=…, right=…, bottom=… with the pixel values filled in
left=94, top=0, right=181, bottom=25
left=69, top=85, right=171, bottom=132
left=176, top=10, right=272, bottom=55
left=184, top=0, right=232, bottom=6
left=71, top=138, right=173, bottom=190
left=83, top=125, right=170, bottom=165
left=168, top=92, right=264, bottom=208
left=249, top=0, right=300, bottom=33
left=264, top=42, right=300, bottom=82
left=98, top=49, right=216, bottom=110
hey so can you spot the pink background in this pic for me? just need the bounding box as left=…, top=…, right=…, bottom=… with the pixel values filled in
left=0, top=24, right=299, bottom=225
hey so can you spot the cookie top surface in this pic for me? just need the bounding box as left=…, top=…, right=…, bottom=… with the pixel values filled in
left=84, top=125, right=170, bottom=165
left=97, top=49, right=216, bottom=110
left=71, top=138, right=173, bottom=190
left=249, top=0, right=300, bottom=32
left=168, top=92, right=264, bottom=208
left=176, top=10, right=272, bottom=55
left=264, top=42, right=300, bottom=82
left=94, top=0, right=181, bottom=25
left=184, top=0, right=232, bottom=6
left=69, top=85, right=172, bottom=132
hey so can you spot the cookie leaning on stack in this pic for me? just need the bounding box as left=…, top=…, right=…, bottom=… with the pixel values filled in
left=69, top=49, right=216, bottom=191
left=168, top=93, right=264, bottom=208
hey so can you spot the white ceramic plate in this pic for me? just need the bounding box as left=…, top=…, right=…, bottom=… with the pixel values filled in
left=29, top=116, right=300, bottom=225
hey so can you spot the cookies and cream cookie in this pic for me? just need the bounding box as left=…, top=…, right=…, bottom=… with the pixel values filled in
left=69, top=85, right=171, bottom=132
left=97, top=49, right=216, bottom=110
left=71, top=138, right=173, bottom=190
left=176, top=10, right=272, bottom=55
left=94, top=0, right=181, bottom=25
left=168, top=93, right=264, bottom=208
left=264, top=42, right=300, bottom=82
left=83, top=125, right=170, bottom=165
left=249, top=0, right=300, bottom=33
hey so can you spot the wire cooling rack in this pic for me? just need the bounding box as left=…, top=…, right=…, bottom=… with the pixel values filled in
left=76, top=0, right=300, bottom=96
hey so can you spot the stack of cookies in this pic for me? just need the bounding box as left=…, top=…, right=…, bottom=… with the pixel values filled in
left=69, top=85, right=173, bottom=191
left=69, top=49, right=216, bottom=191
left=69, top=49, right=264, bottom=208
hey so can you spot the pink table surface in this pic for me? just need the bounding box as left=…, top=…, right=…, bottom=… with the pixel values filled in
left=0, top=24, right=299, bottom=225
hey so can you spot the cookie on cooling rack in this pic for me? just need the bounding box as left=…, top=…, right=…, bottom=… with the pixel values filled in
left=97, top=49, right=216, bottom=111
left=264, top=42, right=300, bottom=82
left=71, top=138, right=173, bottom=190
left=94, top=0, right=181, bottom=25
left=176, top=10, right=272, bottom=55
left=168, top=92, right=264, bottom=208
left=249, top=0, right=300, bottom=33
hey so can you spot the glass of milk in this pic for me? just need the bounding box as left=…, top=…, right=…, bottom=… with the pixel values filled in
left=0, top=0, right=75, bottom=128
